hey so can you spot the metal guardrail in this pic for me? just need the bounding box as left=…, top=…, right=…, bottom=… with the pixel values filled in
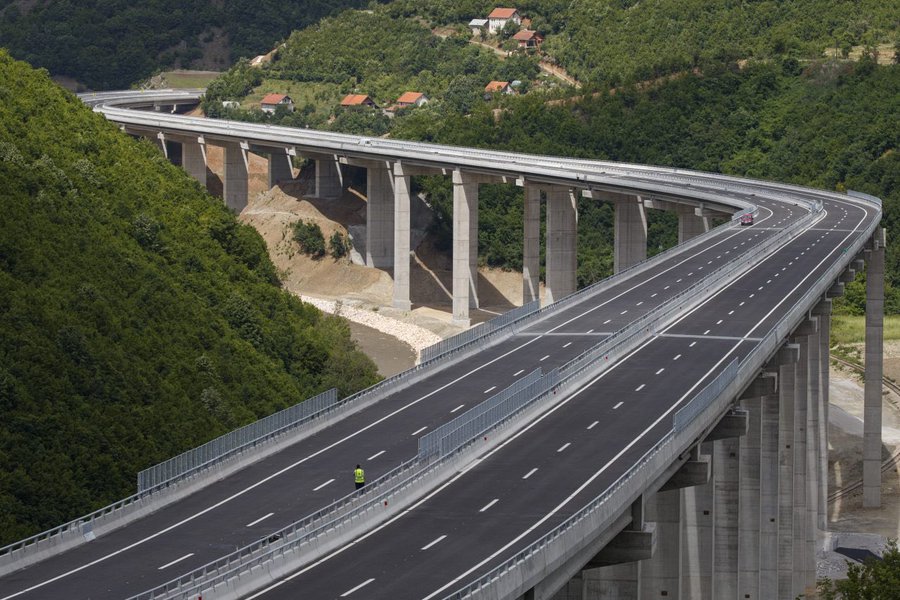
left=418, top=368, right=548, bottom=460
left=443, top=193, right=881, bottom=600
left=127, top=371, right=556, bottom=600
left=420, top=300, right=541, bottom=363
left=138, top=388, right=338, bottom=491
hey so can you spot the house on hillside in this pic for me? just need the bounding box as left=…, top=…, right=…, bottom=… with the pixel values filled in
left=484, top=80, right=515, bottom=99
left=512, top=29, right=543, bottom=50
left=487, top=8, right=521, bottom=33
left=340, top=94, right=378, bottom=108
left=469, top=18, right=488, bottom=36
left=260, top=93, right=294, bottom=113
left=395, top=92, right=429, bottom=108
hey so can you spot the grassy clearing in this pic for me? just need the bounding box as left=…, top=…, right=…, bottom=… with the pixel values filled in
left=161, top=70, right=221, bottom=89
left=830, top=315, right=900, bottom=345
left=246, top=79, right=345, bottom=118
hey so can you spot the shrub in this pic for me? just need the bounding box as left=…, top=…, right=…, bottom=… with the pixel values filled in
left=329, top=231, right=350, bottom=259
left=293, top=220, right=326, bottom=258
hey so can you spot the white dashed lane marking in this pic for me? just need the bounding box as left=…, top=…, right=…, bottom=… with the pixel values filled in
left=367, top=450, right=386, bottom=461
left=479, top=499, right=499, bottom=512
left=587, top=421, right=599, bottom=430
left=411, top=426, right=428, bottom=436
left=557, top=443, right=571, bottom=453
left=246, top=513, right=273, bottom=528
left=313, top=479, right=335, bottom=492
left=484, top=386, right=496, bottom=394
left=421, top=535, right=447, bottom=551
left=656, top=368, right=665, bottom=375
left=635, top=384, right=646, bottom=391
left=341, top=579, right=375, bottom=597
left=451, top=404, right=465, bottom=413
left=523, top=468, right=538, bottom=480
left=613, top=401, right=624, bottom=409
left=158, top=553, right=194, bottom=571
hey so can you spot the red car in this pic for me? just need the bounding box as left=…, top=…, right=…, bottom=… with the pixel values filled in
left=740, top=213, right=754, bottom=226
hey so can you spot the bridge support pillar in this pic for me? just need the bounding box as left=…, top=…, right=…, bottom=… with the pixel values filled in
left=267, top=148, right=294, bottom=189
left=864, top=228, right=885, bottom=508
left=813, top=299, right=832, bottom=531
left=546, top=186, right=577, bottom=304
left=677, top=208, right=709, bottom=243
left=181, top=136, right=207, bottom=188
left=775, top=346, right=798, bottom=599
left=681, top=441, right=714, bottom=598
left=362, top=160, right=394, bottom=269
left=392, top=164, right=413, bottom=311
left=806, top=321, right=822, bottom=570
left=712, top=436, right=739, bottom=598
left=452, top=170, right=479, bottom=325
left=314, top=155, right=343, bottom=199
left=790, top=323, right=816, bottom=596
left=222, top=141, right=249, bottom=213
left=523, top=183, right=541, bottom=304
left=613, top=194, right=647, bottom=273
left=759, top=388, right=781, bottom=599
left=639, top=489, right=681, bottom=599
left=738, top=394, right=762, bottom=600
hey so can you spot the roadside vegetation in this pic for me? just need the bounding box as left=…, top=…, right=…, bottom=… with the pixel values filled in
left=0, top=52, right=379, bottom=545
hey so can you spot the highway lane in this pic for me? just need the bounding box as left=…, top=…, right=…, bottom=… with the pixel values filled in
left=243, top=194, right=875, bottom=599
left=0, top=200, right=796, bottom=599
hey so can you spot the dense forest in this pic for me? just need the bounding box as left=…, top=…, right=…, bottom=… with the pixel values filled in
left=0, top=52, right=379, bottom=545
left=387, top=0, right=898, bottom=85
left=0, top=0, right=388, bottom=90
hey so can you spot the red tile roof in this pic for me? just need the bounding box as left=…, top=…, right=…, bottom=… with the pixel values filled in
left=488, top=7, right=519, bottom=19
left=341, top=94, right=373, bottom=106
left=397, top=92, right=425, bottom=104
left=512, top=29, right=541, bottom=41
left=484, top=81, right=510, bottom=92
left=260, top=93, right=288, bottom=105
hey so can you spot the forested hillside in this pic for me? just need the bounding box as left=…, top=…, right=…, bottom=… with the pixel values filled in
left=0, top=0, right=386, bottom=90
left=387, top=0, right=898, bottom=84
left=0, top=51, right=379, bottom=545
left=393, top=59, right=900, bottom=313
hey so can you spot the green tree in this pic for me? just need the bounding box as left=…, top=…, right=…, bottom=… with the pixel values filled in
left=293, top=220, right=326, bottom=257
left=818, top=540, right=900, bottom=599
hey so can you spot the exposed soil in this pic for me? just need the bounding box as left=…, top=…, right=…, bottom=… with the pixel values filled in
left=202, top=145, right=532, bottom=370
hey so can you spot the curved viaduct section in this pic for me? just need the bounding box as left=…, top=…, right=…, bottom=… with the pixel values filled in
left=0, top=90, right=884, bottom=600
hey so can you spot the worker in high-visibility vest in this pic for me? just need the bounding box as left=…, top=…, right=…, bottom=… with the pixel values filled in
left=354, top=464, right=365, bottom=490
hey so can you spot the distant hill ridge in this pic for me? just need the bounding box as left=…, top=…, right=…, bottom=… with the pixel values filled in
left=0, top=51, right=379, bottom=544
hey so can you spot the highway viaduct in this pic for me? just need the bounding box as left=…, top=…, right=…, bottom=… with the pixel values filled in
left=0, top=89, right=885, bottom=600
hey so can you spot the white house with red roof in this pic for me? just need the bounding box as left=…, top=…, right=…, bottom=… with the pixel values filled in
left=395, top=92, right=429, bottom=108
left=487, top=7, right=521, bottom=33
left=260, top=93, right=294, bottom=113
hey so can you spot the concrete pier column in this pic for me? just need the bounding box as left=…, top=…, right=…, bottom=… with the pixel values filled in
left=813, top=299, right=832, bottom=529
left=584, top=563, right=640, bottom=599
left=523, top=183, right=541, bottom=304
left=452, top=170, right=479, bottom=325
left=682, top=441, right=714, bottom=599
left=759, top=391, right=780, bottom=599
left=364, top=161, right=394, bottom=269
left=314, top=155, right=343, bottom=199
left=392, top=164, right=412, bottom=311
left=181, top=137, right=207, bottom=187
left=776, top=356, right=796, bottom=600
left=546, top=186, right=577, bottom=304
left=221, top=141, right=249, bottom=213
left=613, top=195, right=647, bottom=273
left=677, top=208, right=709, bottom=244
left=790, top=323, right=816, bottom=597
left=738, top=396, right=761, bottom=600
left=712, top=437, right=739, bottom=598
left=806, top=326, right=821, bottom=582
left=267, top=149, right=294, bottom=188
left=640, top=489, right=681, bottom=599
left=864, top=229, right=885, bottom=508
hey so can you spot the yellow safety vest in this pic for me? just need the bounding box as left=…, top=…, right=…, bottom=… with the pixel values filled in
left=354, top=468, right=365, bottom=484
